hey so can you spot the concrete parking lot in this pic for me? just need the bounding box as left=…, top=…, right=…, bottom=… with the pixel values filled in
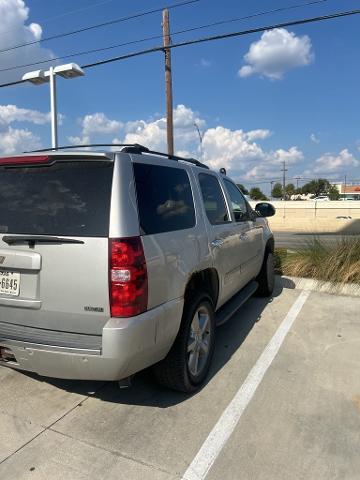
left=0, top=279, right=359, bottom=480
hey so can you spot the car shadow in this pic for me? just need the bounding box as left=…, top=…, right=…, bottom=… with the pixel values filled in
left=20, top=277, right=295, bottom=407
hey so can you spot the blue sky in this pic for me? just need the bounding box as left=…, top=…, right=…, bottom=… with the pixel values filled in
left=0, top=0, right=359, bottom=191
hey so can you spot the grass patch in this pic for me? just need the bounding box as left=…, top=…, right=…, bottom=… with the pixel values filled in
left=275, top=237, right=360, bottom=285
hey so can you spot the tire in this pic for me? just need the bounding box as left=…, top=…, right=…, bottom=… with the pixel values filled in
left=153, top=292, right=215, bottom=393
left=256, top=251, right=275, bottom=297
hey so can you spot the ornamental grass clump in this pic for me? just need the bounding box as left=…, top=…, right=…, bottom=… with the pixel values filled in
left=280, top=236, right=360, bottom=285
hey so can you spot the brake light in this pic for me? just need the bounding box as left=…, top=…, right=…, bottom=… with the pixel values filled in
left=0, top=155, right=50, bottom=166
left=109, top=237, right=148, bottom=317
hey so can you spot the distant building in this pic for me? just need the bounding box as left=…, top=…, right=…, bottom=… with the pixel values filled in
left=333, top=183, right=360, bottom=200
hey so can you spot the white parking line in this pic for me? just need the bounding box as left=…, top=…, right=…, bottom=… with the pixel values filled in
left=182, top=290, right=310, bottom=480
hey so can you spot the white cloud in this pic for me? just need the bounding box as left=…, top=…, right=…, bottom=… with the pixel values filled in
left=310, top=133, right=320, bottom=144
left=123, top=104, right=204, bottom=152
left=82, top=113, right=122, bottom=135
left=68, top=112, right=122, bottom=144
left=0, top=126, right=41, bottom=154
left=0, top=102, right=61, bottom=154
left=271, top=147, right=304, bottom=165
left=200, top=58, right=211, bottom=67
left=0, top=0, right=55, bottom=83
left=69, top=104, right=304, bottom=181
left=312, top=149, right=359, bottom=174
left=173, top=104, right=205, bottom=129
left=239, top=28, right=314, bottom=80
left=243, top=147, right=303, bottom=180
left=0, top=104, right=50, bottom=125
left=68, top=135, right=90, bottom=145
left=245, top=129, right=272, bottom=141
left=202, top=126, right=303, bottom=180
left=202, top=126, right=265, bottom=169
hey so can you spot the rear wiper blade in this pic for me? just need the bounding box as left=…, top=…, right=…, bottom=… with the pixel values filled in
left=2, top=235, right=84, bottom=246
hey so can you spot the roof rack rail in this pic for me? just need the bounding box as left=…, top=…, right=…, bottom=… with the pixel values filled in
left=138, top=148, right=209, bottom=169
left=26, top=143, right=148, bottom=153
left=26, top=143, right=209, bottom=169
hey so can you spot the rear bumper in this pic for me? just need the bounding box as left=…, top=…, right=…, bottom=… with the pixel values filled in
left=0, top=298, right=183, bottom=381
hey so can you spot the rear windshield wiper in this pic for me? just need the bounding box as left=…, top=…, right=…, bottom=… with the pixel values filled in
left=2, top=235, right=84, bottom=246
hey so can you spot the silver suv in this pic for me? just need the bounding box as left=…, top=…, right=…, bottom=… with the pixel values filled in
left=0, top=145, right=275, bottom=392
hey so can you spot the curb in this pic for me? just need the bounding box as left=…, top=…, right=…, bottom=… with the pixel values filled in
left=277, top=275, right=360, bottom=297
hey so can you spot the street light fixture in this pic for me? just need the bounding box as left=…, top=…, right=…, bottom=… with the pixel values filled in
left=22, top=63, right=84, bottom=149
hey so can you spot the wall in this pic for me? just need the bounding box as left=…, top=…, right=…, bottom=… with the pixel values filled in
left=249, top=201, right=360, bottom=233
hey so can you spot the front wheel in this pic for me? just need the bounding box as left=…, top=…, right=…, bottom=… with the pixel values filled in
left=256, top=251, right=275, bottom=297
left=153, top=293, right=215, bottom=393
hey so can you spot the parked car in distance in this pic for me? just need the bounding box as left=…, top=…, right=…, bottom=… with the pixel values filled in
left=311, top=195, right=330, bottom=201
left=0, top=145, right=275, bottom=392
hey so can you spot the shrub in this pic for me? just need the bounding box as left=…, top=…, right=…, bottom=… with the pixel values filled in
left=276, top=237, right=360, bottom=285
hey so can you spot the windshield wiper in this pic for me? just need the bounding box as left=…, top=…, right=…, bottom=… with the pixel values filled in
left=2, top=235, right=84, bottom=246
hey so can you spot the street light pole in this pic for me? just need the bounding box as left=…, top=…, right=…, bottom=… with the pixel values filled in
left=49, top=67, right=58, bottom=149
left=194, top=121, right=203, bottom=160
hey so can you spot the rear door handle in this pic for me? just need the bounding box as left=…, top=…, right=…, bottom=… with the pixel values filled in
left=211, top=239, right=224, bottom=248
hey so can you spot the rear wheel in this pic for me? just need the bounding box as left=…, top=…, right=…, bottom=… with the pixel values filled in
left=256, top=251, right=275, bottom=297
left=153, top=293, right=215, bottom=393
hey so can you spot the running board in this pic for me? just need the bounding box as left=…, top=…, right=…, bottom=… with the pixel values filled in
left=216, top=280, right=258, bottom=326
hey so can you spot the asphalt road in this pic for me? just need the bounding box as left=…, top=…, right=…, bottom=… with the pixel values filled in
left=274, top=231, right=357, bottom=250
left=1, top=281, right=360, bottom=480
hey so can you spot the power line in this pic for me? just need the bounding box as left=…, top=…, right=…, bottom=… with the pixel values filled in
left=0, top=0, right=200, bottom=56
left=81, top=9, right=360, bottom=69
left=1, top=8, right=359, bottom=89
left=0, top=0, right=337, bottom=74
left=34, top=0, right=117, bottom=24
left=0, top=0, right=117, bottom=39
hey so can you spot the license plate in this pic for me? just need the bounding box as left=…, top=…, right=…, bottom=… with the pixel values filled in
left=0, top=271, right=20, bottom=296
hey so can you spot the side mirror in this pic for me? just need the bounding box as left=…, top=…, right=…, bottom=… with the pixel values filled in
left=255, top=202, right=276, bottom=217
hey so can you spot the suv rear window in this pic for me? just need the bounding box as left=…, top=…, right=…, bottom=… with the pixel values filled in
left=0, top=160, right=113, bottom=237
left=133, top=163, right=195, bottom=235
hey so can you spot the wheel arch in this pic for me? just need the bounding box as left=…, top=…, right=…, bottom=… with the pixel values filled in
left=183, top=268, right=220, bottom=310
left=265, top=236, right=275, bottom=254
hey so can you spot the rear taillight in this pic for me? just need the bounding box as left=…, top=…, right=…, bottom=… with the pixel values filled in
left=109, top=237, right=148, bottom=317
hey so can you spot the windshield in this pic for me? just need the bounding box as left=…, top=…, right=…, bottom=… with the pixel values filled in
left=0, top=160, right=113, bottom=237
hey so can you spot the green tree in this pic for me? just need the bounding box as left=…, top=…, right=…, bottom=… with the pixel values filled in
left=301, top=178, right=330, bottom=197
left=271, top=182, right=283, bottom=199
left=236, top=183, right=249, bottom=195
left=285, top=183, right=295, bottom=199
left=328, top=184, right=340, bottom=200
left=249, top=187, right=268, bottom=201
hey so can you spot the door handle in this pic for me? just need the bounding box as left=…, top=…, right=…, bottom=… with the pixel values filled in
left=211, top=239, right=224, bottom=248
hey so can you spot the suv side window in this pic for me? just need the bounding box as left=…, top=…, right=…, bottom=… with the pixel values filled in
left=223, top=179, right=249, bottom=222
left=198, top=173, right=230, bottom=225
left=133, top=163, right=196, bottom=235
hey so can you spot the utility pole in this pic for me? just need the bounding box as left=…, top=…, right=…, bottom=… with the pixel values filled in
left=281, top=160, right=288, bottom=200
left=162, top=9, right=174, bottom=156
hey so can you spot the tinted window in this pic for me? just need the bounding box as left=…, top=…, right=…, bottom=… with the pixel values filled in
left=198, top=174, right=229, bottom=225
left=223, top=180, right=249, bottom=222
left=134, top=163, right=195, bottom=235
left=0, top=161, right=113, bottom=237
